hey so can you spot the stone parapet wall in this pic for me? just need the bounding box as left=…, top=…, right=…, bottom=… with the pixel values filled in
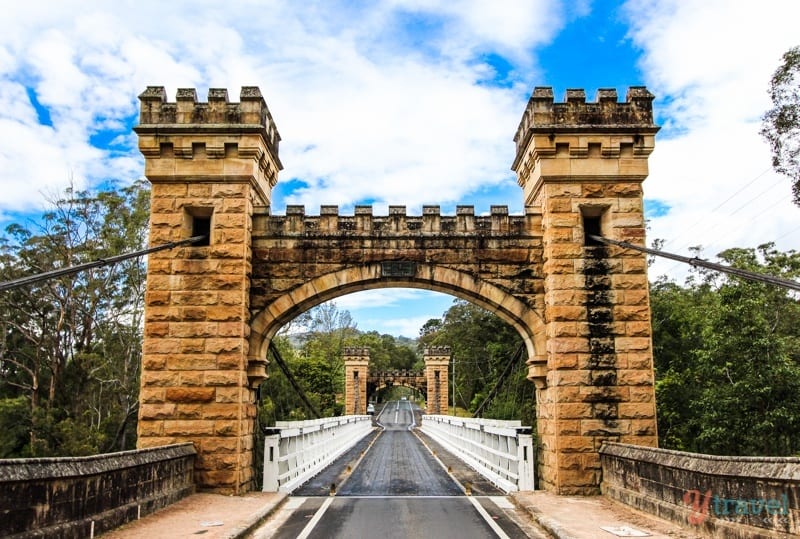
left=601, top=443, right=800, bottom=538
left=0, top=444, right=195, bottom=539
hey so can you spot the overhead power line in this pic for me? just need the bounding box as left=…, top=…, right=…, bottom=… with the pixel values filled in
left=588, top=235, right=800, bottom=292
left=0, top=235, right=208, bottom=293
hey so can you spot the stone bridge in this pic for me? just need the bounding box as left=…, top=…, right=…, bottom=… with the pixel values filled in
left=135, top=85, right=659, bottom=495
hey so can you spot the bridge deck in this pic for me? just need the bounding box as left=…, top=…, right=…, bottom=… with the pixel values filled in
left=102, top=405, right=694, bottom=538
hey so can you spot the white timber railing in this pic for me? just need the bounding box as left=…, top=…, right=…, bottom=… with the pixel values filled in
left=263, top=415, right=374, bottom=493
left=421, top=415, right=534, bottom=492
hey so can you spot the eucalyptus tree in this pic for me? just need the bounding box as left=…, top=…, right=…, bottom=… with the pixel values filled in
left=0, top=181, right=149, bottom=456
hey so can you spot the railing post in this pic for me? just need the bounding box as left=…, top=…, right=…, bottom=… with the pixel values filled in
left=517, top=432, right=535, bottom=491
left=263, top=433, right=280, bottom=492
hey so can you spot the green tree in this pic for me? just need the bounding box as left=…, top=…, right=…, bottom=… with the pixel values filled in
left=0, top=181, right=149, bottom=456
left=650, top=244, right=800, bottom=455
left=761, top=45, right=800, bottom=205
left=419, top=299, right=529, bottom=423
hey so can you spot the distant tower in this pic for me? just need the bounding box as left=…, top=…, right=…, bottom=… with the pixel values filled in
left=424, top=347, right=451, bottom=414
left=344, top=348, right=370, bottom=415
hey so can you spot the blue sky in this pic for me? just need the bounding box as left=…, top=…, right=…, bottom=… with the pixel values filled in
left=0, top=1, right=798, bottom=337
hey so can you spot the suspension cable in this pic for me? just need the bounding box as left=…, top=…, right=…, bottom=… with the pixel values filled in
left=587, top=235, right=800, bottom=292
left=473, top=342, right=526, bottom=418
left=0, top=235, right=208, bottom=293
left=268, top=341, right=321, bottom=419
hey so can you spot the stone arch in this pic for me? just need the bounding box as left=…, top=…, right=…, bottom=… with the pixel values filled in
left=248, top=263, right=545, bottom=364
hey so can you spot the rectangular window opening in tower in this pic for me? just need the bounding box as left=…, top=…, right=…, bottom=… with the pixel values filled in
left=184, top=206, right=214, bottom=247
left=581, top=206, right=609, bottom=246
left=583, top=216, right=602, bottom=246
left=192, top=216, right=211, bottom=246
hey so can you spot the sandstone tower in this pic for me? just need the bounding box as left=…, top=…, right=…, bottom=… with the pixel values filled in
left=135, top=87, right=281, bottom=494
left=343, top=347, right=370, bottom=415
left=512, top=87, right=659, bottom=494
left=424, top=346, right=451, bottom=414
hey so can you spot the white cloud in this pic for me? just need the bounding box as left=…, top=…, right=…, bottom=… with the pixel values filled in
left=0, top=0, right=561, bottom=218
left=624, top=0, right=800, bottom=280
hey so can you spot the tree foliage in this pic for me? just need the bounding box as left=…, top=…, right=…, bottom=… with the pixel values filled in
left=0, top=182, right=149, bottom=457
left=419, top=299, right=533, bottom=426
left=761, top=45, right=800, bottom=206
left=651, top=244, right=800, bottom=455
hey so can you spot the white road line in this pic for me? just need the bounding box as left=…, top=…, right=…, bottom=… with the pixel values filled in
left=467, top=496, right=511, bottom=539
left=335, top=495, right=461, bottom=499
left=296, top=496, right=334, bottom=539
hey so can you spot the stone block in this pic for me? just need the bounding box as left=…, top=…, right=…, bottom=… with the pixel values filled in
left=137, top=420, right=164, bottom=436
left=201, top=404, right=242, bottom=420
left=139, top=404, right=177, bottom=420
left=614, top=337, right=651, bottom=352
left=205, top=338, right=242, bottom=354
left=166, top=354, right=218, bottom=370
left=163, top=419, right=215, bottom=438
left=165, top=387, right=216, bottom=403
left=626, top=352, right=654, bottom=370
left=179, top=372, right=204, bottom=386
left=215, top=387, right=245, bottom=403
left=629, top=420, right=657, bottom=437
left=142, top=355, right=167, bottom=370
left=619, top=402, right=655, bottom=419
left=140, top=388, right=166, bottom=404
left=207, top=306, right=245, bottom=322
left=169, top=322, right=218, bottom=338
left=547, top=305, right=585, bottom=321
left=142, top=371, right=180, bottom=387
left=214, top=420, right=240, bottom=436
left=199, top=436, right=240, bottom=454
left=581, top=419, right=630, bottom=436
left=557, top=403, right=593, bottom=419
left=216, top=352, right=244, bottom=369
left=205, top=371, right=244, bottom=386
left=174, top=404, right=204, bottom=419
left=544, top=242, right=583, bottom=259
left=218, top=321, right=247, bottom=337
left=618, top=369, right=654, bottom=386
left=548, top=337, right=590, bottom=354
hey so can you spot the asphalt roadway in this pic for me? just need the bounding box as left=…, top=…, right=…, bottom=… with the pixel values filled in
left=250, top=400, right=548, bottom=539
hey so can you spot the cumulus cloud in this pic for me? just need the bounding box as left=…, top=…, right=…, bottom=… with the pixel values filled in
left=1, top=0, right=799, bottom=334
left=623, top=0, right=800, bottom=279
left=0, top=0, right=563, bottom=219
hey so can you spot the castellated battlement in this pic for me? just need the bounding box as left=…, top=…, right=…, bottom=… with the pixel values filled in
left=424, top=346, right=452, bottom=356
left=343, top=347, right=370, bottom=358
left=137, top=86, right=281, bottom=162
left=512, top=86, right=658, bottom=170
left=255, top=204, right=541, bottom=237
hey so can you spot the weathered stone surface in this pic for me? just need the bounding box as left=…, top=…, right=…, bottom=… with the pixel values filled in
left=601, top=443, right=800, bottom=538
left=0, top=444, right=195, bottom=539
